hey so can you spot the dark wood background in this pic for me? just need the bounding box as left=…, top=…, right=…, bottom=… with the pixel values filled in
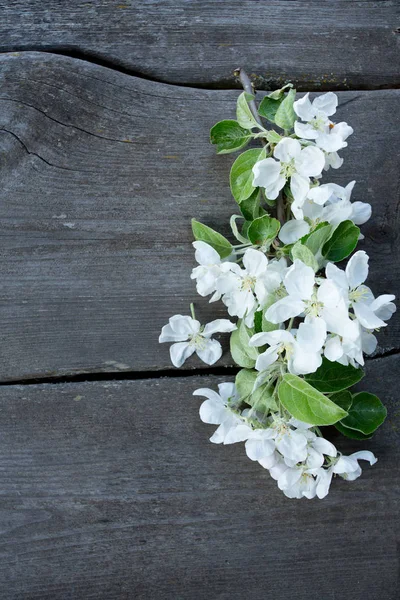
left=0, top=2, right=399, bottom=598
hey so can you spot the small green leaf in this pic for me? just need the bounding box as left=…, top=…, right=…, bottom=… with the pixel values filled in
left=265, top=130, right=283, bottom=144
left=230, top=148, right=266, bottom=203
left=191, top=219, right=233, bottom=259
left=322, top=220, right=360, bottom=262
left=330, top=390, right=353, bottom=412
left=236, top=92, right=260, bottom=130
left=235, top=369, right=277, bottom=413
left=274, top=88, right=297, bottom=130
left=267, top=83, right=293, bottom=101
left=304, top=358, right=364, bottom=393
left=340, top=392, right=387, bottom=435
left=335, top=421, right=373, bottom=440
left=278, top=374, right=348, bottom=426
left=238, top=319, right=259, bottom=360
left=291, top=241, right=319, bottom=272
left=248, top=215, right=280, bottom=247
left=258, top=96, right=284, bottom=123
left=230, top=215, right=249, bottom=244
left=210, top=120, right=252, bottom=154
left=239, top=188, right=261, bottom=221
left=302, top=222, right=332, bottom=255
left=230, top=328, right=256, bottom=368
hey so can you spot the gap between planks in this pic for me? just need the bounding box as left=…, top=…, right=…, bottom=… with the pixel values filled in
left=0, top=48, right=399, bottom=92
left=0, top=349, right=399, bottom=388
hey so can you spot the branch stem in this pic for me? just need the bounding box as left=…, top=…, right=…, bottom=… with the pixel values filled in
left=234, top=68, right=267, bottom=146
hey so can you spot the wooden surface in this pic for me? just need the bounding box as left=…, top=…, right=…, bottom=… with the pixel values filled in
left=0, top=1, right=399, bottom=90
left=0, top=357, right=398, bottom=599
left=0, top=52, right=399, bottom=381
left=0, top=4, right=399, bottom=598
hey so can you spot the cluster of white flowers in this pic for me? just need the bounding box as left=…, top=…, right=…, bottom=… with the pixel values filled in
left=195, top=383, right=377, bottom=499
left=187, top=244, right=394, bottom=374
left=159, top=86, right=395, bottom=499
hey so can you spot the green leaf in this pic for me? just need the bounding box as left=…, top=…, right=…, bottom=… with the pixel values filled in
left=238, top=319, right=259, bottom=360
left=230, top=215, right=249, bottom=244
left=278, top=374, right=348, bottom=426
left=239, top=188, right=261, bottom=221
left=340, top=392, right=387, bottom=435
left=267, top=83, right=293, bottom=101
left=291, top=241, right=319, bottom=272
left=330, top=390, right=353, bottom=412
left=304, top=358, right=364, bottom=393
left=236, top=92, right=260, bottom=130
left=265, top=130, right=283, bottom=144
left=274, top=88, right=297, bottom=130
left=230, top=328, right=256, bottom=368
left=230, top=147, right=266, bottom=203
left=235, top=369, right=277, bottom=413
left=335, top=421, right=373, bottom=440
left=235, top=368, right=258, bottom=399
left=302, top=222, right=332, bottom=255
left=249, top=383, right=278, bottom=413
left=322, top=220, right=360, bottom=262
left=261, top=294, right=279, bottom=332
left=248, top=215, right=280, bottom=247
left=254, top=311, right=263, bottom=333
left=258, top=96, right=284, bottom=123
left=210, top=120, right=252, bottom=154
left=191, top=219, right=233, bottom=259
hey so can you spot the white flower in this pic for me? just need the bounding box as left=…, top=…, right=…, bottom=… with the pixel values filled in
left=294, top=92, right=353, bottom=154
left=245, top=428, right=276, bottom=461
left=315, top=451, right=377, bottom=499
left=265, top=259, right=316, bottom=323
left=216, top=249, right=280, bottom=327
left=278, top=219, right=310, bottom=244
left=326, top=251, right=396, bottom=330
left=252, top=138, right=325, bottom=206
left=277, top=465, right=318, bottom=499
left=194, top=383, right=252, bottom=444
left=250, top=317, right=326, bottom=376
left=190, top=241, right=224, bottom=299
left=159, top=315, right=236, bottom=367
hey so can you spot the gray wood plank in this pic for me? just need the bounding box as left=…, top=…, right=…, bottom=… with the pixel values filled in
left=1, top=1, right=399, bottom=90
left=0, top=356, right=398, bottom=599
left=0, top=52, right=399, bottom=381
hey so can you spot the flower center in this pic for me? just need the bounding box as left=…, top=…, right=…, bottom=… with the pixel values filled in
left=241, top=275, right=257, bottom=292
left=310, top=115, right=326, bottom=131
left=349, top=287, right=369, bottom=302
left=280, top=158, right=296, bottom=178
left=304, top=293, right=323, bottom=317
left=188, top=333, right=207, bottom=350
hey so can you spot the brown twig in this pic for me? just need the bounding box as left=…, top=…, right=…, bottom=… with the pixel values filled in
left=234, top=68, right=267, bottom=146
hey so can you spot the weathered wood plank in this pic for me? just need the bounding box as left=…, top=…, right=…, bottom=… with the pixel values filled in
left=0, top=357, right=398, bottom=599
left=1, top=1, right=399, bottom=90
left=0, top=52, right=399, bottom=380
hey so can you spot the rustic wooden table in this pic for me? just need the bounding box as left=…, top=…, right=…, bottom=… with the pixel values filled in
left=0, top=2, right=399, bottom=598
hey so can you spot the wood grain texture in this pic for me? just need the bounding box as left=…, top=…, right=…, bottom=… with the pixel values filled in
left=0, top=52, right=399, bottom=381
left=1, top=0, right=400, bottom=90
left=0, top=356, right=398, bottom=599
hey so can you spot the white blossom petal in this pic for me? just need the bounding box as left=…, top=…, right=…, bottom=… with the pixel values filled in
left=284, top=259, right=315, bottom=300
left=265, top=297, right=306, bottom=323
left=295, top=146, right=325, bottom=177
left=169, top=341, right=196, bottom=367
left=243, top=248, right=269, bottom=276
left=202, top=319, right=237, bottom=336
left=290, top=172, right=310, bottom=205
left=193, top=241, right=221, bottom=266
left=313, top=92, right=338, bottom=116
left=279, top=219, right=310, bottom=244
left=346, top=251, right=369, bottom=289
left=274, top=138, right=302, bottom=162
left=196, top=338, right=223, bottom=365
left=252, top=158, right=285, bottom=199
left=293, top=93, right=315, bottom=121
